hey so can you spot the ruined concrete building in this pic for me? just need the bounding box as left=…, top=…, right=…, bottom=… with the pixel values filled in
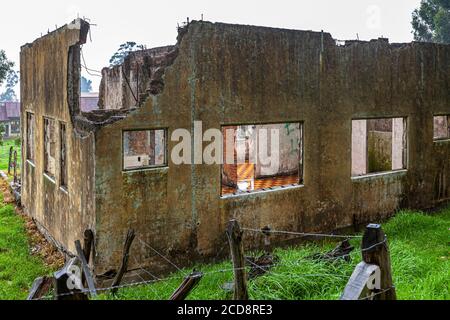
left=20, top=19, right=450, bottom=277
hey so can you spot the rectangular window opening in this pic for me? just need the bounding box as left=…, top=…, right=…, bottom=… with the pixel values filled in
left=221, top=123, right=303, bottom=196
left=352, top=117, right=407, bottom=177
left=26, top=112, right=35, bottom=162
left=123, top=129, right=167, bottom=171
left=44, top=117, right=57, bottom=178
left=433, top=115, right=450, bottom=141
left=60, top=122, right=68, bottom=189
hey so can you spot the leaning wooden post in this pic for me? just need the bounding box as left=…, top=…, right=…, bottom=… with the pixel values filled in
left=111, top=229, right=136, bottom=295
left=361, top=224, right=396, bottom=300
left=169, top=271, right=203, bottom=300
left=226, top=219, right=248, bottom=300
left=75, top=240, right=97, bottom=297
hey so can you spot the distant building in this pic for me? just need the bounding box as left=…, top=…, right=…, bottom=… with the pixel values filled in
left=0, top=102, right=20, bottom=138
left=80, top=92, right=99, bottom=112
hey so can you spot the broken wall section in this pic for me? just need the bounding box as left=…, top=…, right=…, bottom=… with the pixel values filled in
left=98, top=46, right=179, bottom=110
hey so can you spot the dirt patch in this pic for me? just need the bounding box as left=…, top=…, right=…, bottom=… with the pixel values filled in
left=0, top=177, right=65, bottom=270
left=0, top=181, right=15, bottom=204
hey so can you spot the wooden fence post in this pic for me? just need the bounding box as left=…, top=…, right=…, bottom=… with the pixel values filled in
left=112, top=229, right=135, bottom=294
left=7, top=146, right=13, bottom=175
left=13, top=150, right=18, bottom=184
left=83, top=229, right=94, bottom=264
left=361, top=224, right=396, bottom=300
left=169, top=271, right=203, bottom=300
left=226, top=219, right=248, bottom=300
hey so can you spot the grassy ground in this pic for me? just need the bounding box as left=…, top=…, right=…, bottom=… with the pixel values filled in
left=0, top=151, right=447, bottom=300
left=0, top=138, right=21, bottom=173
left=102, top=207, right=449, bottom=300
left=0, top=193, right=50, bottom=300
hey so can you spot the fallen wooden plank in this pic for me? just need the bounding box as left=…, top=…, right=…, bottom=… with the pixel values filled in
left=310, top=239, right=354, bottom=262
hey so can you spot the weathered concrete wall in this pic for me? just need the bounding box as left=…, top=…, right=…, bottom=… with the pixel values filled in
left=99, top=46, right=177, bottom=110
left=351, top=120, right=367, bottom=176
left=20, top=20, right=96, bottom=256
left=368, top=131, right=392, bottom=172
left=392, top=118, right=405, bottom=171
left=254, top=123, right=301, bottom=178
left=92, top=21, right=450, bottom=273
left=21, top=20, right=449, bottom=275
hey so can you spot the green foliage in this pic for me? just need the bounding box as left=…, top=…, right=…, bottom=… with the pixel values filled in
left=80, top=76, right=93, bottom=93
left=109, top=42, right=145, bottom=67
left=412, top=0, right=450, bottom=43
left=14, top=138, right=20, bottom=147
left=0, top=50, right=14, bottom=87
left=0, top=69, right=19, bottom=102
left=100, top=207, right=450, bottom=300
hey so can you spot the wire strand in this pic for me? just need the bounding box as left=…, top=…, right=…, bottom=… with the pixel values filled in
left=241, top=227, right=362, bottom=239
left=138, top=238, right=186, bottom=275
left=359, top=287, right=394, bottom=300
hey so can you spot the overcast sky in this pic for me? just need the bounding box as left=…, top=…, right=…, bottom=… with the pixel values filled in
left=0, top=0, right=421, bottom=92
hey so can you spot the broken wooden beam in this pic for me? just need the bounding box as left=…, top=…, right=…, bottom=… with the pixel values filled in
left=310, top=239, right=354, bottom=262
left=169, top=271, right=203, bottom=300
left=226, top=219, right=248, bottom=300
left=75, top=239, right=97, bottom=297
left=111, top=229, right=136, bottom=295
left=247, top=253, right=279, bottom=280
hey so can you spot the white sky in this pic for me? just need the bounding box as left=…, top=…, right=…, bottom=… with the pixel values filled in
left=0, top=0, right=421, bottom=93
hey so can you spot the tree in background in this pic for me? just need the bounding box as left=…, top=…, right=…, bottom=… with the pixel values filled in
left=0, top=69, right=19, bottom=102
left=412, top=0, right=450, bottom=43
left=109, top=42, right=145, bottom=67
left=0, top=50, right=14, bottom=88
left=80, top=76, right=93, bottom=93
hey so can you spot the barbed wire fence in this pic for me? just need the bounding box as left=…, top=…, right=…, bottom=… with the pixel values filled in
left=28, top=218, right=396, bottom=301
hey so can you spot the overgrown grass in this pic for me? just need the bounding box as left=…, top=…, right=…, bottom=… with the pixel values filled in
left=0, top=193, right=50, bottom=300
left=103, top=207, right=449, bottom=300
